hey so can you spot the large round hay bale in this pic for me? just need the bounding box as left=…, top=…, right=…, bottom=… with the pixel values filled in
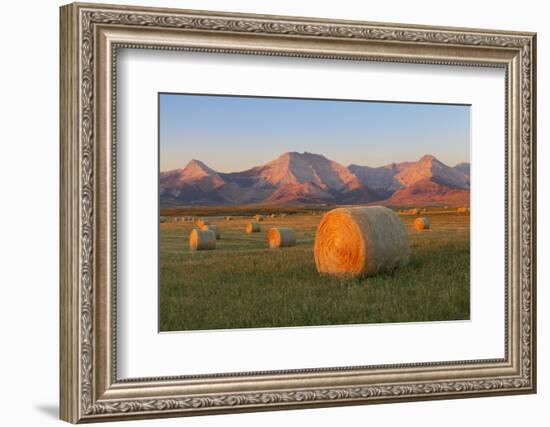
left=225, top=216, right=232, bottom=221
left=267, top=227, right=296, bottom=248
left=254, top=214, right=263, bottom=222
left=200, top=224, right=220, bottom=239
left=246, top=222, right=260, bottom=233
left=189, top=229, right=216, bottom=251
left=409, top=208, right=420, bottom=215
left=457, top=207, right=469, bottom=213
left=414, top=217, right=430, bottom=230
left=314, top=206, right=410, bottom=277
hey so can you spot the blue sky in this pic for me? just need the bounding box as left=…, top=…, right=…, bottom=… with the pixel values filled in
left=159, top=93, right=470, bottom=173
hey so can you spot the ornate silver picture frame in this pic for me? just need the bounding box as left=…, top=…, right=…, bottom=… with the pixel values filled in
left=60, top=2, right=536, bottom=423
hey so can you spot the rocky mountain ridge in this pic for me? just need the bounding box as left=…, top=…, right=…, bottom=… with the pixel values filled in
left=160, top=152, right=470, bottom=207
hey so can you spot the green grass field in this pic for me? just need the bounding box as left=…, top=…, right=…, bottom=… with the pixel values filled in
left=159, top=207, right=470, bottom=331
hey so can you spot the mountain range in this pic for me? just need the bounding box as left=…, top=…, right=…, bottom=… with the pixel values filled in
left=160, top=152, right=470, bottom=207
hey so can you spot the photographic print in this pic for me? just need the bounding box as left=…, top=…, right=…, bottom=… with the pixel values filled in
left=159, top=93, right=471, bottom=332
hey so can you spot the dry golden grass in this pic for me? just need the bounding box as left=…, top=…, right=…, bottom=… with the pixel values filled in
left=160, top=207, right=470, bottom=331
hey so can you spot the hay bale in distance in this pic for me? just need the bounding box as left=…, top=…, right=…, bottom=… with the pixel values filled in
left=201, top=224, right=220, bottom=239
left=254, top=214, right=264, bottom=222
left=314, top=206, right=410, bottom=278
left=267, top=227, right=296, bottom=248
left=196, top=218, right=210, bottom=228
left=246, top=222, right=260, bottom=233
left=225, top=216, right=232, bottom=221
left=457, top=207, right=469, bottom=213
left=189, top=229, right=216, bottom=251
left=414, top=217, right=430, bottom=231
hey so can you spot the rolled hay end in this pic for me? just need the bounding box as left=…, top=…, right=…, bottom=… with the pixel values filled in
left=225, top=216, right=232, bottom=221
left=246, top=222, right=260, bottom=233
left=201, top=224, right=220, bottom=239
left=189, top=229, right=216, bottom=251
left=314, top=206, right=410, bottom=278
left=414, top=217, right=430, bottom=231
left=267, top=227, right=296, bottom=248
left=254, top=214, right=264, bottom=222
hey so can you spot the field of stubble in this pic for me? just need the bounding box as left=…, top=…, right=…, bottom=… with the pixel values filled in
left=159, top=208, right=470, bottom=332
